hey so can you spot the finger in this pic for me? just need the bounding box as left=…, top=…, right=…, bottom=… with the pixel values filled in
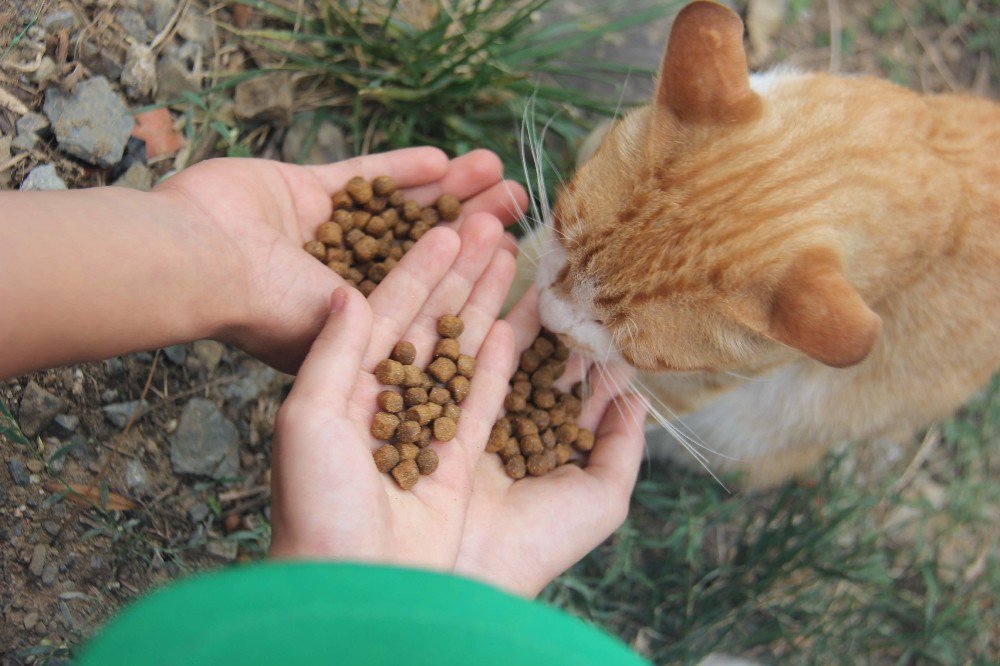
left=363, top=226, right=461, bottom=367
left=397, top=214, right=505, bottom=368
left=450, top=179, right=529, bottom=227
left=502, top=286, right=541, bottom=378
left=303, top=147, right=449, bottom=193
left=456, top=248, right=517, bottom=356
left=501, top=232, right=519, bottom=256
left=404, top=150, right=505, bottom=207
left=289, top=288, right=373, bottom=411
left=584, top=393, right=649, bottom=506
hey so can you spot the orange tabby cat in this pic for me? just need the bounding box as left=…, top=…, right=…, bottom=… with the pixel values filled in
left=517, top=1, right=1000, bottom=488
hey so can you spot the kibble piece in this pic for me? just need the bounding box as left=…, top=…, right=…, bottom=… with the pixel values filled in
left=402, top=201, right=423, bottom=222
left=375, top=359, right=405, bottom=385
left=365, top=196, right=388, bottom=213
left=421, top=372, right=435, bottom=390
left=505, top=455, right=527, bottom=480
left=353, top=235, right=379, bottom=262
left=358, top=280, right=377, bottom=297
left=574, top=428, right=595, bottom=452
left=442, top=403, right=461, bottom=421
left=401, top=240, right=415, bottom=252
left=515, top=417, right=538, bottom=438
left=402, top=364, right=424, bottom=387
left=351, top=210, right=372, bottom=230
left=541, top=428, right=557, bottom=448
left=425, top=402, right=443, bottom=419
left=391, top=341, right=417, bottom=365
left=427, top=357, right=457, bottom=383
left=391, top=459, right=419, bottom=490
left=332, top=191, right=353, bottom=209
left=373, top=444, right=400, bottom=473
left=346, top=267, right=365, bottom=284
left=428, top=386, right=451, bottom=405
left=327, top=260, right=350, bottom=277
left=368, top=262, right=390, bottom=283
left=556, top=423, right=579, bottom=445
left=371, top=412, right=400, bottom=440
left=388, top=190, right=406, bottom=207
left=416, top=448, right=439, bottom=475
left=409, top=221, right=433, bottom=241
left=504, top=392, right=527, bottom=413
left=420, top=208, right=440, bottom=225
left=552, top=338, right=571, bottom=361
left=526, top=450, right=557, bottom=477
left=554, top=443, right=573, bottom=465
left=333, top=209, right=354, bottom=230
left=372, top=175, right=397, bottom=196
left=316, top=222, right=344, bottom=247
left=512, top=381, right=532, bottom=398
left=512, top=370, right=529, bottom=383
left=532, top=336, right=555, bottom=359
left=433, top=416, right=457, bottom=442
left=496, top=417, right=512, bottom=435
left=456, top=354, right=475, bottom=378
left=531, top=366, right=555, bottom=389
left=520, top=434, right=544, bottom=456
left=548, top=406, right=567, bottom=427
left=402, top=387, right=427, bottom=407
left=447, top=376, right=471, bottom=403
left=304, top=240, right=327, bottom=260
left=345, top=176, right=373, bottom=204
left=345, top=228, right=366, bottom=247
left=381, top=208, right=399, bottom=224
left=365, top=215, right=390, bottom=236
left=499, top=437, right=521, bottom=461
left=437, top=315, right=464, bottom=339
left=520, top=349, right=542, bottom=373
left=487, top=424, right=508, bottom=453
left=397, top=442, right=421, bottom=461
left=532, top=389, right=556, bottom=410
left=395, top=420, right=421, bottom=443
left=326, top=246, right=351, bottom=263
left=406, top=404, right=436, bottom=426
left=434, top=338, right=460, bottom=360
left=418, top=426, right=432, bottom=447
left=529, top=409, right=551, bottom=430
left=572, top=381, right=588, bottom=400
left=561, top=395, right=583, bottom=418
left=377, top=390, right=404, bottom=414
left=436, top=194, right=461, bottom=221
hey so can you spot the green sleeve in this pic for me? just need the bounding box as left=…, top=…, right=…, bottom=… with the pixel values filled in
left=78, top=562, right=649, bottom=665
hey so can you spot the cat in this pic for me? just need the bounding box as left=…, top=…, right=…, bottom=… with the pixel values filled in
left=513, top=0, right=1000, bottom=488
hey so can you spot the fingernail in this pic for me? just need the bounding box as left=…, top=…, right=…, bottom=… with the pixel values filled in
left=329, top=288, right=347, bottom=314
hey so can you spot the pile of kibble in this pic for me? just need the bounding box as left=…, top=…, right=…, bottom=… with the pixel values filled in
left=303, top=175, right=461, bottom=295
left=369, top=315, right=473, bottom=490
left=306, top=177, right=595, bottom=488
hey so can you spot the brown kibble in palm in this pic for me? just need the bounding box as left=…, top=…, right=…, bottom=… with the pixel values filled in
left=365, top=196, right=387, bottom=213
left=391, top=459, right=419, bottom=490
left=377, top=390, right=404, bottom=414
left=406, top=404, right=435, bottom=426
left=328, top=261, right=350, bottom=277
left=561, top=395, right=583, bottom=417
left=520, top=434, right=543, bottom=456
left=554, top=443, right=573, bottom=465
left=428, top=357, right=457, bottom=383
left=425, top=402, right=443, bottom=420
left=434, top=338, right=460, bottom=360
left=375, top=359, right=405, bottom=385
left=533, top=389, right=556, bottom=410
left=351, top=210, right=372, bottom=230
left=404, top=387, right=429, bottom=407
left=316, top=222, right=344, bottom=247
left=428, top=386, right=451, bottom=405
left=368, top=262, right=390, bottom=283
left=556, top=422, right=579, bottom=445
left=304, top=240, right=326, bottom=260
left=541, top=428, right=557, bottom=448
left=402, top=364, right=424, bottom=387
left=548, top=406, right=566, bottom=427
left=371, top=412, right=400, bottom=440
left=447, top=375, right=471, bottom=403
left=574, top=428, right=595, bottom=452
left=402, top=201, right=423, bottom=222
left=531, top=366, right=555, bottom=389
left=552, top=338, right=571, bottom=361
left=353, top=235, right=379, bottom=262
left=487, top=424, right=507, bottom=453
left=416, top=448, right=439, bottom=475
left=409, top=221, right=433, bottom=240
left=532, top=336, right=555, bottom=359
left=520, top=349, right=542, bottom=373
left=499, top=437, right=521, bottom=461
left=515, top=417, right=538, bottom=438
left=365, top=215, right=390, bottom=236
left=333, top=209, right=353, bottom=230
left=373, top=444, right=400, bottom=473
left=372, top=175, right=396, bottom=196
left=436, top=194, right=461, bottom=221
left=395, top=420, right=421, bottom=443
left=529, top=409, right=551, bottom=430
left=505, top=454, right=526, bottom=479
left=388, top=190, right=406, bottom=207
left=391, top=341, right=417, bottom=365
left=397, top=442, right=421, bottom=461
left=433, top=416, right=457, bottom=442
left=442, top=402, right=461, bottom=421
left=512, top=381, right=532, bottom=398
left=418, top=426, right=432, bottom=447
left=358, top=280, right=377, bottom=297
left=346, top=176, right=373, bottom=204
left=437, top=315, right=464, bottom=339
left=526, top=450, right=557, bottom=477
left=421, top=208, right=440, bottom=225
left=326, top=247, right=351, bottom=263
left=504, top=392, right=527, bottom=413
left=456, top=354, right=475, bottom=378
left=345, top=228, right=366, bottom=247
left=332, top=191, right=353, bottom=209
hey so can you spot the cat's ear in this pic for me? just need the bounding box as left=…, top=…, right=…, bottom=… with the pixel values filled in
left=655, top=1, right=761, bottom=124
left=752, top=249, right=882, bottom=367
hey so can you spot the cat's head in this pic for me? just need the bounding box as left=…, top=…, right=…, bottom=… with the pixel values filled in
left=537, top=0, right=881, bottom=372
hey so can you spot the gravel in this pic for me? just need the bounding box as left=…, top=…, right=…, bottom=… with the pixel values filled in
left=170, top=399, right=240, bottom=479
left=17, top=380, right=65, bottom=436
left=19, top=164, right=67, bottom=190
left=42, top=76, right=135, bottom=167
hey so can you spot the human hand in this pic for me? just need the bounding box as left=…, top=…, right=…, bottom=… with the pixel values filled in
left=156, top=148, right=528, bottom=373
left=267, top=214, right=519, bottom=570
left=453, top=288, right=649, bottom=597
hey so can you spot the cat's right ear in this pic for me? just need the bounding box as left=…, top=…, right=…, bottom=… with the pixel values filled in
left=655, top=1, right=761, bottom=125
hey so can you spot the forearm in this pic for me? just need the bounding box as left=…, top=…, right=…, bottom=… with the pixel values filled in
left=0, top=187, right=239, bottom=378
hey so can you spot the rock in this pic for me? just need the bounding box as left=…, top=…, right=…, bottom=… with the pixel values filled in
left=102, top=400, right=150, bottom=429
left=25, top=459, right=43, bottom=474
left=23, top=611, right=39, bottom=631
left=281, top=113, right=350, bottom=165
left=155, top=52, right=200, bottom=102
left=101, top=388, right=120, bottom=403
left=192, top=340, right=224, bottom=373
left=124, top=459, right=151, bottom=494
left=116, top=8, right=152, bottom=43
left=234, top=73, right=293, bottom=126
left=19, top=164, right=67, bottom=191
left=30, top=56, right=59, bottom=85
left=177, top=10, right=216, bottom=50
left=164, top=344, right=188, bottom=365
left=105, top=357, right=126, bottom=377
left=43, top=76, right=135, bottom=167
left=29, top=543, right=47, bottom=577
left=76, top=40, right=124, bottom=81
left=53, top=414, right=79, bottom=434
left=187, top=502, right=210, bottom=524
left=121, top=44, right=157, bottom=99
left=8, top=459, right=30, bottom=487
left=41, top=563, right=59, bottom=587
left=224, top=362, right=279, bottom=409
left=131, top=107, right=182, bottom=159
left=43, top=521, right=60, bottom=537
left=111, top=162, right=153, bottom=191
left=13, top=112, right=50, bottom=151
left=170, top=399, right=240, bottom=479
left=206, top=539, right=239, bottom=561
left=42, top=10, right=77, bottom=32
left=18, top=381, right=65, bottom=436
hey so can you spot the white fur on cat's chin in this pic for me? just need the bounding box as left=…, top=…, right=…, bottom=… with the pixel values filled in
left=748, top=66, right=804, bottom=94
left=534, top=227, right=623, bottom=363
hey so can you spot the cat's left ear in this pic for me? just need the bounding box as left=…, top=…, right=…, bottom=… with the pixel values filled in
left=749, top=249, right=882, bottom=367
left=655, top=1, right=761, bottom=125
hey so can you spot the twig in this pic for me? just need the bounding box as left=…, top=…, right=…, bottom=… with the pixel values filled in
left=151, top=0, right=192, bottom=51
left=827, top=0, right=842, bottom=73
left=218, top=485, right=269, bottom=503
left=0, top=86, right=29, bottom=115
left=891, top=424, right=941, bottom=495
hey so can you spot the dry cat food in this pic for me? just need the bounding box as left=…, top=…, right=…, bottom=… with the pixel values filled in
left=487, top=330, right=595, bottom=479
left=304, top=175, right=462, bottom=296
left=370, top=315, right=473, bottom=489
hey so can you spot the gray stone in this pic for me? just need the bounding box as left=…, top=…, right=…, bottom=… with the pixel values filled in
left=206, top=539, right=238, bottom=561
left=41, top=563, right=59, bottom=587
left=224, top=362, right=279, bottom=409
left=29, top=543, right=47, bottom=577
left=17, top=112, right=50, bottom=136
left=101, top=388, right=120, bottom=403
left=164, top=344, right=188, bottom=365
left=187, top=502, right=210, bottom=524
left=117, top=8, right=152, bottom=43
left=43, top=76, right=135, bottom=167
left=155, top=53, right=199, bottom=102
left=124, top=459, right=151, bottom=494
left=121, top=44, right=157, bottom=99
left=170, top=399, right=240, bottom=479
left=12, top=133, right=39, bottom=152
left=8, top=459, right=30, bottom=487
left=23, top=611, right=39, bottom=631
left=18, top=381, right=65, bottom=437
left=281, top=113, right=350, bottom=165
left=19, top=164, right=67, bottom=191
left=76, top=41, right=124, bottom=81
left=42, top=11, right=76, bottom=32
left=192, top=340, right=224, bottom=373
left=105, top=357, right=126, bottom=377
left=53, top=414, right=79, bottom=433
left=43, top=521, right=60, bottom=537
left=177, top=10, right=216, bottom=50
left=111, top=162, right=153, bottom=191
left=234, top=73, right=293, bottom=126
left=102, top=400, right=150, bottom=429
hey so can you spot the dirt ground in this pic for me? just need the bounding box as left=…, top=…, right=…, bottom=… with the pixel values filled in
left=1, top=0, right=996, bottom=662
